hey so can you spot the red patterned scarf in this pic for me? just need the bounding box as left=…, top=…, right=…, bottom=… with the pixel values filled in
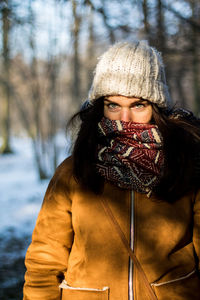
left=96, top=117, right=164, bottom=194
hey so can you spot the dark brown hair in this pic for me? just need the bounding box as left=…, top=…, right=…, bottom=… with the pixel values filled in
left=69, top=98, right=104, bottom=193
left=152, top=105, right=200, bottom=201
left=68, top=98, right=200, bottom=202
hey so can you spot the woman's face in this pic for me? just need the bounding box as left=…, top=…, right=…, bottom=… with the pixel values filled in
left=104, top=95, right=153, bottom=123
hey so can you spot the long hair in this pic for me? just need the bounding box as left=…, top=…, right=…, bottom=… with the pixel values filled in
left=68, top=98, right=200, bottom=201
left=152, top=105, right=200, bottom=201
left=69, top=98, right=105, bottom=193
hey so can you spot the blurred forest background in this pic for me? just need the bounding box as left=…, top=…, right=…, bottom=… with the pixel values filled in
left=0, top=0, right=200, bottom=299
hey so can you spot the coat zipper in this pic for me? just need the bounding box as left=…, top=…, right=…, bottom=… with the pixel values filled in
left=129, top=190, right=134, bottom=300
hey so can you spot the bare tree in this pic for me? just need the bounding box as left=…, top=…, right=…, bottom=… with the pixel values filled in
left=11, top=0, right=64, bottom=179
left=71, top=0, right=82, bottom=106
left=155, top=0, right=166, bottom=53
left=190, top=0, right=200, bottom=114
left=0, top=0, right=12, bottom=153
left=142, top=0, right=150, bottom=39
left=86, top=4, right=95, bottom=91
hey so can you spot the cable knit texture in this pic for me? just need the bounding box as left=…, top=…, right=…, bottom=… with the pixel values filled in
left=88, top=41, right=171, bottom=108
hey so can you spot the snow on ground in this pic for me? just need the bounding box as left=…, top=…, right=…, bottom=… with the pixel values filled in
left=0, top=135, right=70, bottom=295
left=0, top=134, right=69, bottom=239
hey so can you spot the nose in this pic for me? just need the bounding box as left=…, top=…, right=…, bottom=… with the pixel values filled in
left=120, top=109, right=132, bottom=122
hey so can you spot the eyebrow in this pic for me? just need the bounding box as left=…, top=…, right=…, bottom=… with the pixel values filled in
left=104, top=99, right=118, bottom=103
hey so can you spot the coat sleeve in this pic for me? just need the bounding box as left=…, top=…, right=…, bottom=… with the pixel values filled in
left=23, top=159, right=74, bottom=300
left=193, top=190, right=200, bottom=272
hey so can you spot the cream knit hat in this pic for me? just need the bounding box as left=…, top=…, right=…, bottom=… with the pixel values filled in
left=88, top=41, right=171, bottom=108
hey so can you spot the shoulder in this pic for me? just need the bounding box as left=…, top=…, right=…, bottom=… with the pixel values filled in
left=55, top=156, right=74, bottom=178
left=45, top=156, right=76, bottom=199
left=169, top=108, right=200, bottom=124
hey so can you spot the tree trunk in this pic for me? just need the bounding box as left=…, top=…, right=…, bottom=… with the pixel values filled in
left=190, top=0, right=200, bottom=115
left=155, top=0, right=165, bottom=53
left=86, top=5, right=95, bottom=92
left=1, top=0, right=12, bottom=153
left=71, top=0, right=81, bottom=105
left=28, top=0, right=49, bottom=179
left=175, top=65, right=187, bottom=108
left=142, top=0, right=150, bottom=40
left=49, top=57, right=58, bottom=171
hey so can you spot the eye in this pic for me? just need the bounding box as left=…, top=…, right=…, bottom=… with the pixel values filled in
left=132, top=101, right=149, bottom=110
left=105, top=102, right=120, bottom=111
left=134, top=103, right=145, bottom=108
left=108, top=103, right=118, bottom=108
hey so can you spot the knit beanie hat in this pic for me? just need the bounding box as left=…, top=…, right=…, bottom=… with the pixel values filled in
left=88, top=41, right=171, bottom=108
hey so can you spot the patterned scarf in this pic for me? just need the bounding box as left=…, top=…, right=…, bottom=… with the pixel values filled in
left=96, top=117, right=164, bottom=194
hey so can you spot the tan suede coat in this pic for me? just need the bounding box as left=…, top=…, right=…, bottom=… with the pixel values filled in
left=23, top=157, right=200, bottom=300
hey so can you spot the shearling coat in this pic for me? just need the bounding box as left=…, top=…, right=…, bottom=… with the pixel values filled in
left=23, top=157, right=200, bottom=300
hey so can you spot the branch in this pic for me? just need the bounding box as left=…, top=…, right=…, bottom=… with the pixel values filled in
left=162, top=3, right=200, bottom=31
left=83, top=0, right=115, bottom=43
left=0, top=77, right=34, bottom=138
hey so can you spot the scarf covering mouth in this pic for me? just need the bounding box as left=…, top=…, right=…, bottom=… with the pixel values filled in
left=96, top=117, right=164, bottom=194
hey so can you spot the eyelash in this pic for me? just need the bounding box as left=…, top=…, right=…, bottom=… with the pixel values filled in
left=107, top=103, right=119, bottom=108
left=134, top=103, right=145, bottom=108
left=105, top=103, right=146, bottom=110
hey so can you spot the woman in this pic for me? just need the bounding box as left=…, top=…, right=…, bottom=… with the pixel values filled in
left=23, top=41, right=200, bottom=300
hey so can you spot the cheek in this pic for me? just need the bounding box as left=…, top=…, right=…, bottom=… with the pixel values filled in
left=132, top=107, right=153, bottom=123
left=145, top=108, right=153, bottom=123
left=104, top=107, right=118, bottom=120
left=103, top=107, right=108, bottom=117
left=104, top=107, right=110, bottom=119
